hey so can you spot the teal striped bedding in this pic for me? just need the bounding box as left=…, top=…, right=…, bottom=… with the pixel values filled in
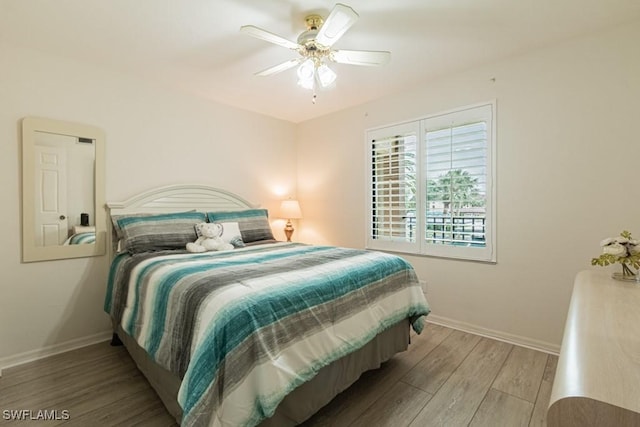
left=64, top=232, right=95, bottom=245
left=104, top=242, right=430, bottom=427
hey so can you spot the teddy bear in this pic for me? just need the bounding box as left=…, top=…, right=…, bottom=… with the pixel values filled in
left=186, top=222, right=234, bottom=253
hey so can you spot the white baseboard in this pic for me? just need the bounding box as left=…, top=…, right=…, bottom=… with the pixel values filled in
left=426, top=314, right=560, bottom=355
left=0, top=318, right=560, bottom=377
left=0, top=330, right=113, bottom=377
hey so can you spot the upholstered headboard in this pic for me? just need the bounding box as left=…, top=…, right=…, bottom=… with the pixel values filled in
left=106, top=184, right=258, bottom=259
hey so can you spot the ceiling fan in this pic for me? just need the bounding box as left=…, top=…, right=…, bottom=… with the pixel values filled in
left=240, top=3, right=390, bottom=101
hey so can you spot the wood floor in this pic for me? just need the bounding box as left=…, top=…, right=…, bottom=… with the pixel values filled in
left=0, top=323, right=557, bottom=426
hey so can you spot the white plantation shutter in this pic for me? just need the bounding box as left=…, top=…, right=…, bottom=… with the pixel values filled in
left=367, top=122, right=420, bottom=253
left=367, top=102, right=495, bottom=262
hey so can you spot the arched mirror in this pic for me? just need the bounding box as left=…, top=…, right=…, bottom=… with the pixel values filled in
left=22, top=117, right=106, bottom=262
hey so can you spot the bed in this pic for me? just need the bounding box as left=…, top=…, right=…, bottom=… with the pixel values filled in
left=104, top=184, right=430, bottom=427
left=63, top=232, right=96, bottom=245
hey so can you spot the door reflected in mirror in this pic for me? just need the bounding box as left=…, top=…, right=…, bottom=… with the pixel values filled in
left=22, top=117, right=105, bottom=262
left=33, top=131, right=96, bottom=247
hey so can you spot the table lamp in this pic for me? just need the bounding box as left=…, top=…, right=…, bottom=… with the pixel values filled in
left=280, top=199, right=302, bottom=242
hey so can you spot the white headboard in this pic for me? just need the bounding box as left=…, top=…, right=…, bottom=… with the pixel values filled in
left=106, top=184, right=258, bottom=259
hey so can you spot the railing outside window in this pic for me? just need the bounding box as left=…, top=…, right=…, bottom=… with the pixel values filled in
left=404, top=212, right=486, bottom=247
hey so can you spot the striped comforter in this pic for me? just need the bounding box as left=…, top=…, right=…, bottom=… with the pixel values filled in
left=104, top=242, right=430, bottom=427
left=63, top=232, right=95, bottom=245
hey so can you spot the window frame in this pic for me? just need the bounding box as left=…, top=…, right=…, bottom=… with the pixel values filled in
left=365, top=101, right=496, bottom=263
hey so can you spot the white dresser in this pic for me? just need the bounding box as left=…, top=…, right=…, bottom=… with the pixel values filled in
left=548, top=270, right=640, bottom=426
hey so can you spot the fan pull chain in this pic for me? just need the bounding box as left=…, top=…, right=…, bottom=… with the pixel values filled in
left=312, top=92, right=317, bottom=104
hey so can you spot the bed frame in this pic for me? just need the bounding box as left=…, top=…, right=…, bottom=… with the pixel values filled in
left=105, top=184, right=411, bottom=426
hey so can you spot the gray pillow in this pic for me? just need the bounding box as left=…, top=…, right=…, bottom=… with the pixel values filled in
left=207, top=209, right=274, bottom=243
left=117, top=211, right=207, bottom=253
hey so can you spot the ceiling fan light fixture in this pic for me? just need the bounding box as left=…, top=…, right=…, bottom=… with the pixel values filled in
left=297, top=59, right=315, bottom=89
left=317, top=64, right=337, bottom=88
left=241, top=3, right=390, bottom=101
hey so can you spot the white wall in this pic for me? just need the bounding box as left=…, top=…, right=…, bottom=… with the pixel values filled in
left=296, top=21, right=640, bottom=351
left=0, top=43, right=297, bottom=365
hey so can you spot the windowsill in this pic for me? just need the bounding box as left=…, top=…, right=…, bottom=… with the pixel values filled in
left=367, top=247, right=497, bottom=264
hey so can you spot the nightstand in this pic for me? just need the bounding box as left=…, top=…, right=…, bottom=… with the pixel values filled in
left=73, top=225, right=95, bottom=234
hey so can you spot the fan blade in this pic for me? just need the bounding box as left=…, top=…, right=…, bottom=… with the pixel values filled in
left=315, top=4, right=359, bottom=47
left=255, top=58, right=302, bottom=76
left=331, top=50, right=391, bottom=66
left=240, top=25, right=300, bottom=50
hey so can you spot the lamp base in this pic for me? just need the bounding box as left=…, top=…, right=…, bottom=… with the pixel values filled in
left=284, top=220, right=294, bottom=242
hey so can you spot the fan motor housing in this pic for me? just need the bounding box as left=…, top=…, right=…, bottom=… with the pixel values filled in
left=297, top=14, right=331, bottom=55
left=297, top=29, right=319, bottom=46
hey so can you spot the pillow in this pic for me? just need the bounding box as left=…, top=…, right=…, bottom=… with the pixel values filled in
left=193, top=221, right=245, bottom=248
left=218, top=222, right=245, bottom=248
left=117, top=211, right=207, bottom=253
left=111, top=210, right=197, bottom=241
left=207, top=209, right=274, bottom=243
left=111, top=213, right=151, bottom=242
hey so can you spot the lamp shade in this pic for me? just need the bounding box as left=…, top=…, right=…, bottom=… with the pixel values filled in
left=317, top=64, right=337, bottom=88
left=280, top=200, right=302, bottom=219
left=297, top=59, right=315, bottom=90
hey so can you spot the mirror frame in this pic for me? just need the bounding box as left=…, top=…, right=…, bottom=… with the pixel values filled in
left=22, top=117, right=106, bottom=262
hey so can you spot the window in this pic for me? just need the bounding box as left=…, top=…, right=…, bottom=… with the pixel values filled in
left=366, top=102, right=496, bottom=262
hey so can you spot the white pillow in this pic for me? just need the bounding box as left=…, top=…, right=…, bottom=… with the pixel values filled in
left=218, top=222, right=245, bottom=248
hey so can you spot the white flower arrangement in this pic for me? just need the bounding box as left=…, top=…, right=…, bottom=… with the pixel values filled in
left=592, top=230, right=640, bottom=277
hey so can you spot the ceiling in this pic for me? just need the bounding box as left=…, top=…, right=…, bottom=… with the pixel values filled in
left=2, top=1, right=639, bottom=123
